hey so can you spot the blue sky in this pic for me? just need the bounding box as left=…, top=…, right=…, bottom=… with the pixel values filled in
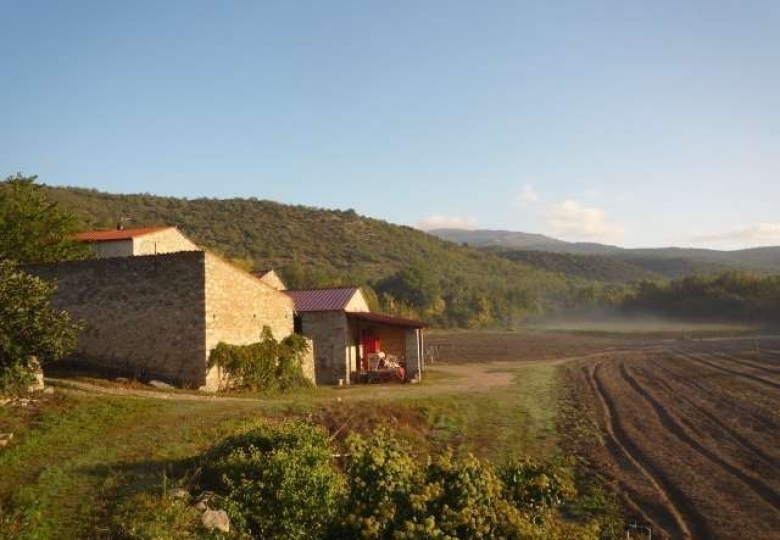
left=2, top=1, right=778, bottom=249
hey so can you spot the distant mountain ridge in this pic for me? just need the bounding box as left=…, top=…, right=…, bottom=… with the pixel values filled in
left=429, top=228, right=780, bottom=277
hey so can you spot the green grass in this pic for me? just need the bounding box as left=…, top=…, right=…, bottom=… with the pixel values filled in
left=0, top=394, right=292, bottom=539
left=407, top=363, right=562, bottom=461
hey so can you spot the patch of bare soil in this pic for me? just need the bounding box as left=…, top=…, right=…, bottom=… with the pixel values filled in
left=425, top=330, right=625, bottom=363
left=569, top=338, right=780, bottom=540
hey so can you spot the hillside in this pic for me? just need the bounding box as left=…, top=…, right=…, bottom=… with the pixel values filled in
left=431, top=228, right=780, bottom=277
left=488, top=249, right=661, bottom=283
left=430, top=228, right=569, bottom=250
left=43, top=185, right=596, bottom=327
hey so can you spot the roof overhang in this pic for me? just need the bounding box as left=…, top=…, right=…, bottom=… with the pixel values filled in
left=73, top=226, right=172, bottom=242
left=346, top=311, right=427, bottom=329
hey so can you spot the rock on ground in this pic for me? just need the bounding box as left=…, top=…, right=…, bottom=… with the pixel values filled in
left=201, top=509, right=230, bottom=532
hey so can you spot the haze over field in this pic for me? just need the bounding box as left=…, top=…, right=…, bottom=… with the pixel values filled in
left=2, top=1, right=779, bottom=249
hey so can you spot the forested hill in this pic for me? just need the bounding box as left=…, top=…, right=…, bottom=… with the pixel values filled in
left=488, top=249, right=662, bottom=283
left=43, top=185, right=604, bottom=327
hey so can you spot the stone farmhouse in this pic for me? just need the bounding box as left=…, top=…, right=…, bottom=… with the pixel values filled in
left=26, top=225, right=425, bottom=390
left=26, top=227, right=302, bottom=391
left=285, top=287, right=426, bottom=385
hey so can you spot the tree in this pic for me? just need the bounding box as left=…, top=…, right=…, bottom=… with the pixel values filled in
left=0, top=260, right=82, bottom=393
left=0, top=173, right=90, bottom=263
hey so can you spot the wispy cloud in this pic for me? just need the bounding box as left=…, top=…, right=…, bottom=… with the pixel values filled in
left=691, top=223, right=780, bottom=245
left=514, top=183, right=540, bottom=208
left=416, top=214, right=478, bottom=231
left=543, top=199, right=625, bottom=241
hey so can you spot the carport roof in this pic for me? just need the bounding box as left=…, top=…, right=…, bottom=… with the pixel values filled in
left=346, top=311, right=427, bottom=329
left=285, top=287, right=360, bottom=312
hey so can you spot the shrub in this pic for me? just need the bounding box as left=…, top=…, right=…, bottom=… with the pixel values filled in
left=201, top=421, right=345, bottom=540
left=336, top=435, right=536, bottom=540
left=338, top=429, right=421, bottom=539
left=401, top=450, right=533, bottom=540
left=198, top=425, right=618, bottom=540
left=0, top=261, right=81, bottom=395
left=208, top=327, right=311, bottom=392
left=499, top=457, right=577, bottom=512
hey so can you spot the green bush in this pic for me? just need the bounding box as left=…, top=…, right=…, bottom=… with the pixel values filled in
left=336, top=434, right=536, bottom=540
left=499, top=457, right=577, bottom=512
left=201, top=421, right=345, bottom=540
left=338, top=430, right=420, bottom=539
left=0, top=260, right=82, bottom=395
left=208, top=327, right=311, bottom=392
left=196, top=424, right=618, bottom=540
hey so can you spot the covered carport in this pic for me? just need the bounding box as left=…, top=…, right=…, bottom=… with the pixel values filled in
left=346, top=311, right=426, bottom=383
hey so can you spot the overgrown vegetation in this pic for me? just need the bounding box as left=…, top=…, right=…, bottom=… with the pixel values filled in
left=208, top=327, right=312, bottom=392
left=623, top=271, right=780, bottom=322
left=201, top=421, right=345, bottom=540
left=0, top=261, right=81, bottom=395
left=489, top=249, right=660, bottom=283
left=116, top=421, right=616, bottom=540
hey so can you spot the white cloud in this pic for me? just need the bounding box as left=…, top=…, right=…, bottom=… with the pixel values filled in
left=515, top=183, right=540, bottom=208
left=543, top=199, right=625, bottom=241
left=416, top=214, right=478, bottom=231
left=691, top=223, right=780, bottom=245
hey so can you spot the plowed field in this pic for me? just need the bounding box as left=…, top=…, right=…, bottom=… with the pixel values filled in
left=571, top=339, right=780, bottom=540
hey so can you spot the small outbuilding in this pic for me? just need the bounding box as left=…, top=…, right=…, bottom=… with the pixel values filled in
left=285, top=287, right=426, bottom=385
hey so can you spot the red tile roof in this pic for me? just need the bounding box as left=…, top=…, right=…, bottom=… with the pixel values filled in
left=346, top=311, right=427, bottom=329
left=74, top=226, right=172, bottom=242
left=285, top=287, right=361, bottom=312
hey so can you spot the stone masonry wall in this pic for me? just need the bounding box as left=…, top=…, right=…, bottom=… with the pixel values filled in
left=26, top=252, right=209, bottom=386
left=204, top=253, right=296, bottom=389
left=133, top=228, right=201, bottom=255
left=258, top=270, right=287, bottom=291
left=344, top=290, right=370, bottom=312
left=299, top=311, right=349, bottom=385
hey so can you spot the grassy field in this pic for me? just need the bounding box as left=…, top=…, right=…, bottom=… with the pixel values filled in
left=0, top=330, right=613, bottom=539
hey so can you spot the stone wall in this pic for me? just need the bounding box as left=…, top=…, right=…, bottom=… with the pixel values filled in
left=299, top=311, right=349, bottom=385
left=26, top=250, right=301, bottom=391
left=204, top=254, right=295, bottom=389
left=257, top=270, right=287, bottom=291
left=133, top=228, right=200, bottom=255
left=344, top=290, right=370, bottom=312
left=26, top=252, right=209, bottom=386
